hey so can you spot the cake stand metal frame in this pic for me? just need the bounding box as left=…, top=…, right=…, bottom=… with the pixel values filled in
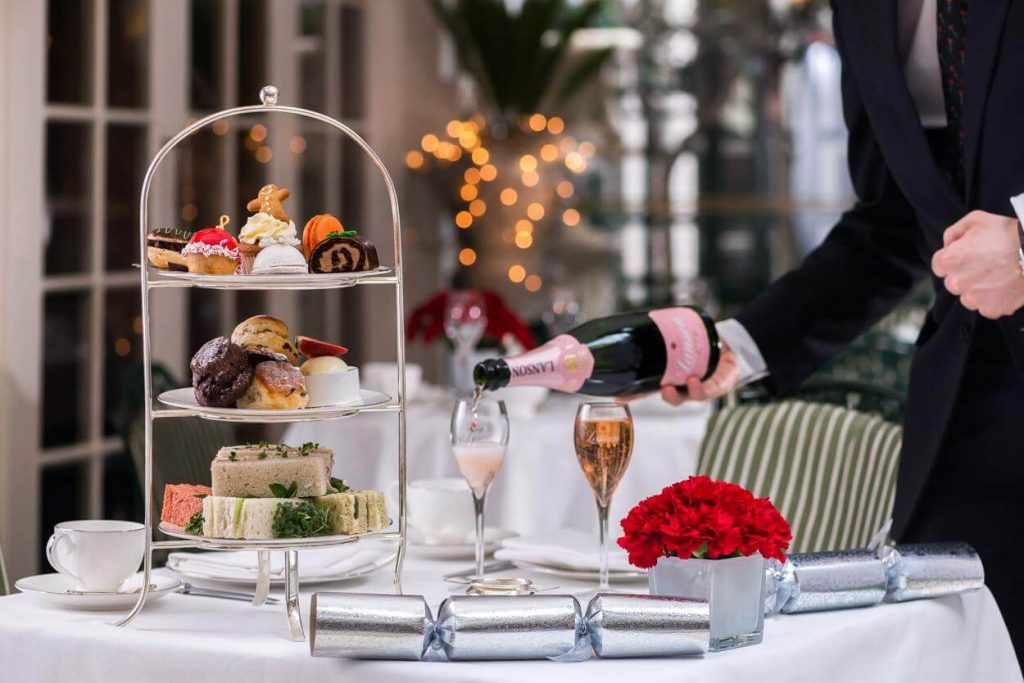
left=115, top=85, right=408, bottom=641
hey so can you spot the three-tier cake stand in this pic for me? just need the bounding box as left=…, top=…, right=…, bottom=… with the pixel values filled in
left=116, top=86, right=407, bottom=641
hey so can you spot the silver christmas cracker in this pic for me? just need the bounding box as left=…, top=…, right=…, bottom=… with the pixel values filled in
left=879, top=543, right=984, bottom=602
left=435, top=595, right=583, bottom=661
left=309, top=593, right=434, bottom=660
left=765, top=550, right=887, bottom=614
left=586, top=593, right=709, bottom=658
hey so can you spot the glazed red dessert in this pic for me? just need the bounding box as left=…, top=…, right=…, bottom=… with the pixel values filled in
left=184, top=227, right=239, bottom=254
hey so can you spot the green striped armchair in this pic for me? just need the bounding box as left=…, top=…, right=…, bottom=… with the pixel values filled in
left=696, top=401, right=902, bottom=553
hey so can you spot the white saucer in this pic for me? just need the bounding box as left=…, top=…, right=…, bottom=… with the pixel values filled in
left=408, top=528, right=517, bottom=561
left=510, top=560, right=648, bottom=584
left=15, top=572, right=181, bottom=611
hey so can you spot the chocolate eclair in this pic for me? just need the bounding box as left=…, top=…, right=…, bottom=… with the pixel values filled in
left=308, top=231, right=380, bottom=273
left=147, top=227, right=194, bottom=271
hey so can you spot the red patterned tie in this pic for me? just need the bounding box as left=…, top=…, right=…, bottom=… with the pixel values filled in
left=937, top=0, right=968, bottom=192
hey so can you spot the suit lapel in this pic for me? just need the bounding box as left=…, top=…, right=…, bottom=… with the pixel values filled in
left=837, top=0, right=963, bottom=237
left=962, top=0, right=1012, bottom=205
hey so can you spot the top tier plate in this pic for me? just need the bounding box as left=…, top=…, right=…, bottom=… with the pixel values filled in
left=149, top=266, right=394, bottom=290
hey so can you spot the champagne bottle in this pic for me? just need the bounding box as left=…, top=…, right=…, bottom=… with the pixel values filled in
left=473, top=307, right=719, bottom=397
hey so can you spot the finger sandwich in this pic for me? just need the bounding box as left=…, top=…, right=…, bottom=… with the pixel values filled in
left=313, top=490, right=389, bottom=534
left=201, top=490, right=388, bottom=539
left=211, top=443, right=333, bottom=498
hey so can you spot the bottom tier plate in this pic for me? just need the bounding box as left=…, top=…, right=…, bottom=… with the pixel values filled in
left=159, top=522, right=394, bottom=550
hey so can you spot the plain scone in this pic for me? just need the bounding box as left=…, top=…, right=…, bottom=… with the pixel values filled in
left=236, top=360, right=309, bottom=410
left=230, top=315, right=299, bottom=364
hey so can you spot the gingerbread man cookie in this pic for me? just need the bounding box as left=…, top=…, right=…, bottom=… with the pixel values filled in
left=246, top=184, right=291, bottom=223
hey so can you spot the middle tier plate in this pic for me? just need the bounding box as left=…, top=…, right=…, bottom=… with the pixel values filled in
left=159, top=521, right=394, bottom=549
left=158, top=387, right=392, bottom=422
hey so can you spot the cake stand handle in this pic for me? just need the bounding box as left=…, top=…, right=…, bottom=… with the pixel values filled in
left=284, top=550, right=304, bottom=641
left=253, top=549, right=271, bottom=607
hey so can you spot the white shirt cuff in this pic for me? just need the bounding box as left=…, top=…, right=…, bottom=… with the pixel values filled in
left=1010, top=193, right=1024, bottom=225
left=716, top=319, right=769, bottom=387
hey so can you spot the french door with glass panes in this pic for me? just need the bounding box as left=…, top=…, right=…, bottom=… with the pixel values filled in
left=0, top=0, right=384, bottom=582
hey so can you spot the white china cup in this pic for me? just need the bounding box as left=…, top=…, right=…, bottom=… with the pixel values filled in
left=45, top=520, right=146, bottom=592
left=398, top=478, right=477, bottom=545
left=363, top=362, right=422, bottom=402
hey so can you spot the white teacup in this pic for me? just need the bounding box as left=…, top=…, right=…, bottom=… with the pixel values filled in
left=399, top=478, right=476, bottom=545
left=363, top=362, right=423, bottom=402
left=46, top=520, right=146, bottom=592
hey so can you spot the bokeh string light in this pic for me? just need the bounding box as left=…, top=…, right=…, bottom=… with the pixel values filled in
left=406, top=115, right=591, bottom=293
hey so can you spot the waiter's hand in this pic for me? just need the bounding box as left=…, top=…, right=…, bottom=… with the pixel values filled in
left=932, top=210, right=1024, bottom=319
left=653, top=345, right=741, bottom=406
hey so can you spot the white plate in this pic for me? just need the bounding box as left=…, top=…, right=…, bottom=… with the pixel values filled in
left=152, top=266, right=392, bottom=289
left=166, top=549, right=396, bottom=586
left=510, top=560, right=648, bottom=583
left=409, top=528, right=517, bottom=561
left=15, top=572, right=181, bottom=611
left=157, top=387, right=391, bottom=422
left=159, top=522, right=392, bottom=550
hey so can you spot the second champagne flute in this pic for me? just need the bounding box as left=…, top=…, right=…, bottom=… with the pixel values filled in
left=451, top=398, right=509, bottom=579
left=574, top=402, right=635, bottom=591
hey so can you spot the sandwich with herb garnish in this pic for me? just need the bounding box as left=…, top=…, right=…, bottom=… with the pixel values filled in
left=182, top=443, right=388, bottom=540
left=210, top=444, right=334, bottom=498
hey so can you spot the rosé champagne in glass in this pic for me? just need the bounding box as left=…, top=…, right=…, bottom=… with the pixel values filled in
left=451, top=398, right=509, bottom=579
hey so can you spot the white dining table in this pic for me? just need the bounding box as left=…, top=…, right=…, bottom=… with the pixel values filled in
left=283, top=392, right=713, bottom=538
left=0, top=553, right=1019, bottom=682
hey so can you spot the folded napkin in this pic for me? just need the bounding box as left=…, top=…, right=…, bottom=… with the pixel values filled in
left=408, top=526, right=514, bottom=546
left=626, top=393, right=712, bottom=417
left=167, top=543, right=393, bottom=581
left=494, top=530, right=637, bottom=574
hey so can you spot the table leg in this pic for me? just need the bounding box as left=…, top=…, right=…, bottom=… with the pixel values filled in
left=253, top=549, right=270, bottom=607
left=284, top=550, right=304, bottom=641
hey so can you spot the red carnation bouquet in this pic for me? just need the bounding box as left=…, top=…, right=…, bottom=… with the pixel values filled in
left=618, top=476, right=791, bottom=568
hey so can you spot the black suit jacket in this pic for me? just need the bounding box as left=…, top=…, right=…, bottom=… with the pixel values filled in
left=736, top=0, right=1024, bottom=539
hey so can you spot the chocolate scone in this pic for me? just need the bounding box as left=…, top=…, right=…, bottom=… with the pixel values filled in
left=191, top=336, right=254, bottom=407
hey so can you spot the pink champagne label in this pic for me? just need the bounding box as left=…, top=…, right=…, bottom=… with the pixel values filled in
left=648, top=307, right=711, bottom=386
left=505, top=334, right=595, bottom=392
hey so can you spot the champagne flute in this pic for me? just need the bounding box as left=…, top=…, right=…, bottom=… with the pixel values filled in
left=444, top=290, right=488, bottom=396
left=574, top=402, right=635, bottom=591
left=451, top=398, right=509, bottom=579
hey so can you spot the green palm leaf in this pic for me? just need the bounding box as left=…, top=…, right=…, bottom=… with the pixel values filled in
left=431, top=0, right=610, bottom=120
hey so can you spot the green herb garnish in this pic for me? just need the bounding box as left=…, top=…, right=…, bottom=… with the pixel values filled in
left=228, top=452, right=237, bottom=462
left=258, top=451, right=267, bottom=460
left=298, top=441, right=319, bottom=457
left=271, top=501, right=331, bottom=538
left=184, top=511, right=204, bottom=535
left=269, top=481, right=299, bottom=498
left=330, top=477, right=350, bottom=493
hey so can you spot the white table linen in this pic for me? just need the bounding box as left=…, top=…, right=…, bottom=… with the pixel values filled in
left=283, top=394, right=711, bottom=538
left=0, top=556, right=1019, bottom=682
